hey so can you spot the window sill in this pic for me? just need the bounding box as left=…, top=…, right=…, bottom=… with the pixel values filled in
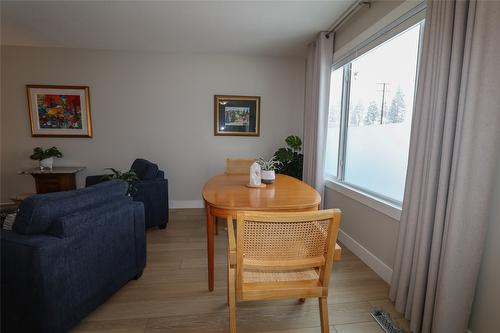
left=324, top=179, right=402, bottom=221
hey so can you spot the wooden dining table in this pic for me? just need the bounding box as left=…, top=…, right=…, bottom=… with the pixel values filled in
left=202, top=173, right=322, bottom=291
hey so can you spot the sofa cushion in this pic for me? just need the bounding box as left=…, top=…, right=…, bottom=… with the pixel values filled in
left=14, top=180, right=128, bottom=235
left=131, top=159, right=159, bottom=180
left=48, top=197, right=132, bottom=238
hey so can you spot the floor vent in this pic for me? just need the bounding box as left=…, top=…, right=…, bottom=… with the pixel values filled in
left=371, top=309, right=405, bottom=333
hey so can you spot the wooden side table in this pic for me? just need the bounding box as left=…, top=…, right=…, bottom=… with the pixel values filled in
left=20, top=167, right=86, bottom=194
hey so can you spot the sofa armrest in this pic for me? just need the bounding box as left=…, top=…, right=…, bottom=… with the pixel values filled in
left=131, top=178, right=169, bottom=228
left=85, top=174, right=110, bottom=187
left=1, top=230, right=64, bottom=331
left=131, top=201, right=146, bottom=271
left=132, top=178, right=168, bottom=191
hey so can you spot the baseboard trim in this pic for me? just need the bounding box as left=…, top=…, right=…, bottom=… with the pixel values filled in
left=169, top=200, right=205, bottom=209
left=338, top=230, right=393, bottom=284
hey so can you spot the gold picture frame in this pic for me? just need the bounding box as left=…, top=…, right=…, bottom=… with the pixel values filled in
left=27, top=84, right=93, bottom=137
left=214, top=95, right=260, bottom=136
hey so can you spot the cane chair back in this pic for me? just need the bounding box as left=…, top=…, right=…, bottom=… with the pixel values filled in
left=226, top=158, right=255, bottom=175
left=235, top=209, right=341, bottom=300
left=226, top=209, right=342, bottom=333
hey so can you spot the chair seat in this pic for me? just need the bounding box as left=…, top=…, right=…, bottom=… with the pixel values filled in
left=243, top=268, right=319, bottom=283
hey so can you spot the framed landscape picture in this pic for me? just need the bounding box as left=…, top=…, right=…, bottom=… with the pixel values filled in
left=27, top=85, right=92, bottom=137
left=214, top=95, right=260, bottom=136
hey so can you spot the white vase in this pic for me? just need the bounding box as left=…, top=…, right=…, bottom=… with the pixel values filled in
left=261, top=170, right=275, bottom=184
left=40, top=157, right=54, bottom=170
left=249, top=162, right=262, bottom=186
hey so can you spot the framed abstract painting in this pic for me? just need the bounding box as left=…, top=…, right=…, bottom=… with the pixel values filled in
left=214, top=95, right=260, bottom=136
left=26, top=85, right=92, bottom=137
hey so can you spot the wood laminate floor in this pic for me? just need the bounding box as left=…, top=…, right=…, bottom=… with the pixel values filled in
left=72, top=209, right=410, bottom=333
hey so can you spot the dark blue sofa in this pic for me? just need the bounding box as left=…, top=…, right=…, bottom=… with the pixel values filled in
left=1, top=180, right=146, bottom=333
left=86, top=158, right=169, bottom=229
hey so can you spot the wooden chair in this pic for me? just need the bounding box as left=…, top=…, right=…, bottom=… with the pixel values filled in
left=217, top=158, right=255, bottom=235
left=226, top=209, right=342, bottom=333
left=226, top=158, right=255, bottom=175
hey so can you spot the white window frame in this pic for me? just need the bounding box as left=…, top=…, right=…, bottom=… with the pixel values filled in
left=324, top=3, right=426, bottom=219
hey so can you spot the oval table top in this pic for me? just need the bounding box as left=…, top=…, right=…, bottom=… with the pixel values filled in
left=202, top=174, right=321, bottom=211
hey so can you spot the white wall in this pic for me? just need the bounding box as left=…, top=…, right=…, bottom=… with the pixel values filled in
left=0, top=46, right=305, bottom=204
left=324, top=187, right=398, bottom=282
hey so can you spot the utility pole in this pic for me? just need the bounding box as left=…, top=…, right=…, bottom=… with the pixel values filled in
left=377, top=82, right=390, bottom=124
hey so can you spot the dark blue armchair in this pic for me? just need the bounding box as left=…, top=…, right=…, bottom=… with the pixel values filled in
left=1, top=180, right=146, bottom=333
left=86, top=159, right=169, bottom=229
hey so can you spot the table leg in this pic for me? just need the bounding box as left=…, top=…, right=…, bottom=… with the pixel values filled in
left=206, top=207, right=215, bottom=291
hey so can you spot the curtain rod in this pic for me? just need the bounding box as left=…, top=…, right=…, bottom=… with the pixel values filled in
left=326, top=1, right=372, bottom=38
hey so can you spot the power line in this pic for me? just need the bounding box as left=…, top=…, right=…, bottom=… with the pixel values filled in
left=377, top=82, right=391, bottom=124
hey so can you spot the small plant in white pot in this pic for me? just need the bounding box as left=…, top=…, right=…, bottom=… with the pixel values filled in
left=257, top=157, right=281, bottom=184
left=30, top=146, right=63, bottom=170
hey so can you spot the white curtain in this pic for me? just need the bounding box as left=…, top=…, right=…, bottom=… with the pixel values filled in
left=390, top=1, right=500, bottom=332
left=303, top=32, right=333, bottom=193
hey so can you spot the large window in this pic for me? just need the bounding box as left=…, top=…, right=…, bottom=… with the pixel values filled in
left=325, top=22, right=423, bottom=204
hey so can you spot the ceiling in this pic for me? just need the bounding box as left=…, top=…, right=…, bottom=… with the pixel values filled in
left=1, top=0, right=354, bottom=57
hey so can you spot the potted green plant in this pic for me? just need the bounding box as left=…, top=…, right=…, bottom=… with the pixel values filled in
left=30, top=146, right=63, bottom=170
left=273, top=135, right=303, bottom=180
left=102, top=168, right=139, bottom=195
left=257, top=157, right=281, bottom=184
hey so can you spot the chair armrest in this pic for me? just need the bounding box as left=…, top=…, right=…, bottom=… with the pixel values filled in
left=85, top=174, right=110, bottom=187
left=1, top=230, right=65, bottom=330
left=227, top=216, right=236, bottom=267
left=157, top=170, right=166, bottom=179
left=131, top=178, right=169, bottom=226
left=131, top=201, right=146, bottom=271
